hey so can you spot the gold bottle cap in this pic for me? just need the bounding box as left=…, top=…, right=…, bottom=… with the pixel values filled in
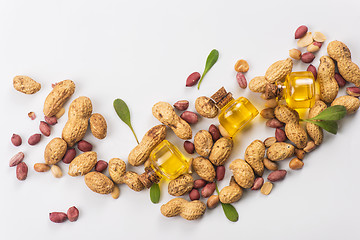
left=138, top=167, right=161, bottom=189
left=211, top=87, right=234, bottom=109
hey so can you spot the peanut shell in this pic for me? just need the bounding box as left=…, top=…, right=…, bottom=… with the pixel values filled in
left=318, top=56, right=339, bottom=103
left=208, top=137, right=233, bottom=166
left=244, top=140, right=265, bottom=176
left=44, top=138, right=67, bottom=165
left=306, top=100, right=327, bottom=145
left=168, top=174, right=194, bottom=196
left=192, top=157, right=215, bottom=182
left=85, top=172, right=114, bottom=194
left=194, top=130, right=213, bottom=158
left=195, top=96, right=218, bottom=118
left=108, top=158, right=126, bottom=184
left=13, top=75, right=41, bottom=94
left=43, top=80, right=75, bottom=117
left=265, top=58, right=293, bottom=83
left=267, top=142, right=295, bottom=161
left=331, top=95, right=360, bottom=114
left=68, top=151, right=97, bottom=176
left=89, top=113, right=107, bottom=139
left=229, top=159, right=254, bottom=189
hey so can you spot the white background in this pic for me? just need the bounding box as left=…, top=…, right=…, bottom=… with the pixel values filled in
left=1, top=0, right=359, bottom=239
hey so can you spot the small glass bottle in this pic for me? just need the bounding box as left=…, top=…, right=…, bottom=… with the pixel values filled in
left=278, top=71, right=319, bottom=110
left=211, top=87, right=259, bottom=137
left=139, top=140, right=189, bottom=188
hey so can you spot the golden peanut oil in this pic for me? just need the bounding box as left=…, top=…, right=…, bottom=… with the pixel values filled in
left=149, top=140, right=189, bottom=180
left=218, top=97, right=259, bottom=137
left=282, top=71, right=318, bottom=110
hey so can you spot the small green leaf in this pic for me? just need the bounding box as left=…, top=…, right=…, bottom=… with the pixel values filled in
left=304, top=119, right=338, bottom=134
left=310, top=105, right=347, bottom=121
left=150, top=183, right=160, bottom=204
left=221, top=203, right=239, bottom=222
left=113, top=99, right=139, bottom=144
left=197, top=49, right=219, bottom=90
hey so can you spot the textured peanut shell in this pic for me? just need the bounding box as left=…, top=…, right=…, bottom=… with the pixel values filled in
left=318, top=56, right=339, bottom=103
left=152, top=102, right=192, bottom=140
left=62, top=96, right=93, bottom=147
left=194, top=130, right=213, bottom=158
left=84, top=172, right=114, bottom=194
left=208, top=137, right=233, bottom=166
left=68, top=151, right=97, bottom=176
left=168, top=174, right=194, bottom=196
left=265, top=58, right=293, bottom=83
left=249, top=76, right=267, bottom=93
left=327, top=41, right=360, bottom=87
left=44, top=137, right=67, bottom=165
left=274, top=105, right=299, bottom=124
left=121, top=171, right=144, bottom=192
left=331, top=95, right=360, bottom=114
left=192, top=157, right=215, bottom=182
left=219, top=177, right=243, bottom=204
left=128, top=125, right=166, bottom=166
left=306, top=101, right=327, bottom=145
left=13, top=75, right=41, bottom=94
left=229, top=159, right=254, bottom=189
left=267, top=142, right=295, bottom=161
left=285, top=122, right=307, bottom=149
left=244, top=140, right=265, bottom=176
left=108, top=158, right=126, bottom=184
left=43, top=80, right=75, bottom=117
left=195, top=96, right=218, bottom=118
left=160, top=198, right=206, bottom=220
left=89, top=113, right=107, bottom=139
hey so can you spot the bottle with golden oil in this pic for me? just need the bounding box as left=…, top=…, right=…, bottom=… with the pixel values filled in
left=139, top=140, right=189, bottom=188
left=211, top=87, right=259, bottom=137
left=278, top=71, right=319, bottom=110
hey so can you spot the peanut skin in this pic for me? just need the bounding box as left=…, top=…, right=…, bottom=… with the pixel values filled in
left=152, top=102, right=192, bottom=140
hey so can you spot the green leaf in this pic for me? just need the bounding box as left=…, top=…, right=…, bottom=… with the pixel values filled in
left=304, top=119, right=338, bottom=134
left=309, top=105, right=347, bottom=121
left=221, top=203, right=239, bottom=222
left=113, top=99, right=139, bottom=144
left=150, top=183, right=160, bottom=204
left=197, top=49, right=219, bottom=90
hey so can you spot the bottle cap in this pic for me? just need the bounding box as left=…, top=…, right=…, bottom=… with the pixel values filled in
left=139, top=167, right=161, bottom=188
left=211, top=87, right=234, bottom=109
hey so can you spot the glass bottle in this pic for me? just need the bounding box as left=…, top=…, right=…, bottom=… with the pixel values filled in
left=139, top=140, right=189, bottom=188
left=278, top=71, right=319, bottom=110
left=211, top=87, right=259, bottom=137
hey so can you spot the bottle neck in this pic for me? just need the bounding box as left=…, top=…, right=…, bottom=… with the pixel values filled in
left=139, top=166, right=161, bottom=188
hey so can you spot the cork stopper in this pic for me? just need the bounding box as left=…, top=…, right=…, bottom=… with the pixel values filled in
left=139, top=167, right=161, bottom=189
left=211, top=87, right=235, bottom=109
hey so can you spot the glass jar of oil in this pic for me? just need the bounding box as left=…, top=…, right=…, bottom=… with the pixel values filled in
left=139, top=140, right=189, bottom=188
left=211, top=87, right=259, bottom=137
left=279, top=71, right=319, bottom=110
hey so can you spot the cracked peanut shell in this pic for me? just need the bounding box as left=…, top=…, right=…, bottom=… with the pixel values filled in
left=13, top=75, right=41, bottom=94
left=195, top=96, right=218, bottom=118
left=128, top=125, right=166, bottom=166
left=43, top=80, right=75, bottom=117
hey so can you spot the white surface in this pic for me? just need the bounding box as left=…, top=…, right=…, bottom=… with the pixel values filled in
left=1, top=0, right=359, bottom=239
